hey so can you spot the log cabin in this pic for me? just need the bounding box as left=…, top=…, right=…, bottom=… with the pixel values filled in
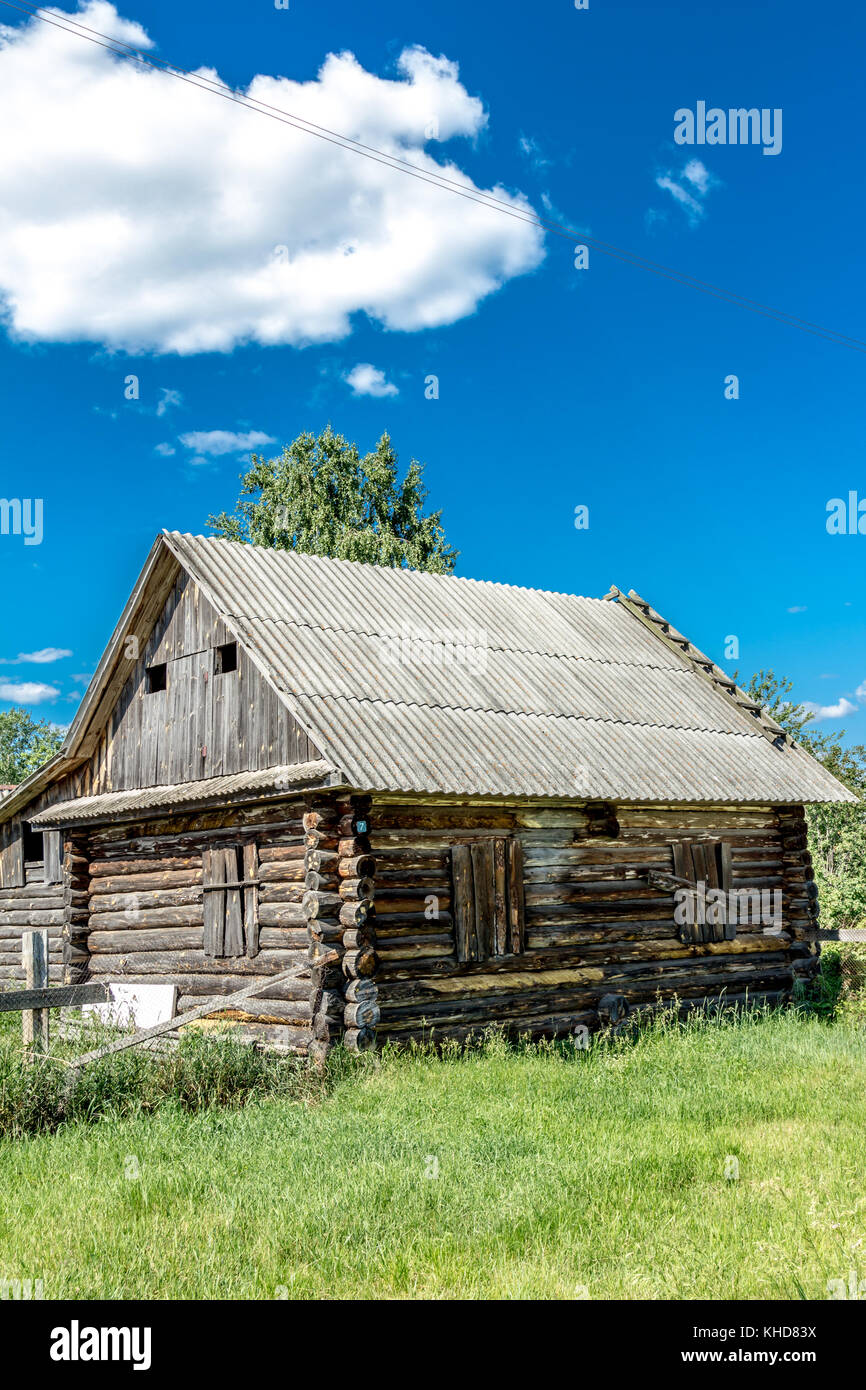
left=0, top=531, right=854, bottom=1057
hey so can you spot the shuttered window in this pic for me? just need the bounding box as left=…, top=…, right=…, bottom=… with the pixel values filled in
left=670, top=838, right=734, bottom=944
left=0, top=824, right=62, bottom=888
left=450, top=837, right=525, bottom=962
left=0, top=821, right=25, bottom=889
left=202, top=843, right=259, bottom=958
left=44, top=830, right=63, bottom=886
left=672, top=838, right=733, bottom=893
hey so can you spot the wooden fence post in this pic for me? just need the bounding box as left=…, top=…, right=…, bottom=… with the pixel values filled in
left=22, top=929, right=50, bottom=1061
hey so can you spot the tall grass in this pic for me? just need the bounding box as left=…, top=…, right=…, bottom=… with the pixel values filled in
left=0, top=1022, right=324, bottom=1140
left=0, top=1003, right=864, bottom=1299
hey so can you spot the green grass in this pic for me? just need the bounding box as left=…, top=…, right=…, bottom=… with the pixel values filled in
left=1, top=1005, right=865, bottom=1299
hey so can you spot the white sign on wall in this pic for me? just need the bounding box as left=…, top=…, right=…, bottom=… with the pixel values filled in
left=83, top=982, right=178, bottom=1030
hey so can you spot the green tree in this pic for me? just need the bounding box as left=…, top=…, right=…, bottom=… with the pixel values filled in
left=207, top=426, right=458, bottom=574
left=739, top=669, right=866, bottom=931
left=0, top=708, right=64, bottom=784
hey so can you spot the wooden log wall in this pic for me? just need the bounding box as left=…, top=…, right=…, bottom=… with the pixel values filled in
left=301, top=795, right=345, bottom=1065
left=777, top=804, right=821, bottom=987
left=82, top=796, right=314, bottom=1052
left=0, top=860, right=64, bottom=982
left=366, top=799, right=812, bottom=1046
left=2, top=793, right=818, bottom=1055
left=63, top=831, right=91, bottom=984
left=338, top=796, right=378, bottom=1052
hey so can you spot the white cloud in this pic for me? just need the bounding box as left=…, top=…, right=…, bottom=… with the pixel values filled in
left=178, top=429, right=275, bottom=458
left=518, top=133, right=551, bottom=172
left=0, top=7, right=543, bottom=354
left=682, top=159, right=711, bottom=195
left=801, top=697, right=857, bottom=720
left=856, top=680, right=866, bottom=701
left=0, top=648, right=72, bottom=664
left=787, top=605, right=807, bottom=613
left=655, top=175, right=702, bottom=224
left=0, top=680, right=60, bottom=703
left=345, top=363, right=399, bottom=397
left=654, top=159, right=718, bottom=227
left=154, top=442, right=176, bottom=456
left=156, top=388, right=183, bottom=417
left=539, top=192, right=587, bottom=237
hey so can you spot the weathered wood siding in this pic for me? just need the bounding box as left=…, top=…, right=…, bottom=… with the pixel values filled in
left=0, top=860, right=65, bottom=982
left=365, top=800, right=818, bottom=1045
left=0, top=788, right=818, bottom=1051
left=81, top=797, right=314, bottom=1051
left=98, top=572, right=316, bottom=790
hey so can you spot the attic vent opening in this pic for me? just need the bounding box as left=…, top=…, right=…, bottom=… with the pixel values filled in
left=583, top=803, right=620, bottom=839
left=22, top=824, right=44, bottom=864
left=145, top=662, right=167, bottom=693
left=215, top=641, right=238, bottom=675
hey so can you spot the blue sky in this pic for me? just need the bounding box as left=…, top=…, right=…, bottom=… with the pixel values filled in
left=0, top=0, right=864, bottom=739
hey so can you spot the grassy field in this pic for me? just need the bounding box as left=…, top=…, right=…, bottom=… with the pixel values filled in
left=1, top=994, right=865, bottom=1300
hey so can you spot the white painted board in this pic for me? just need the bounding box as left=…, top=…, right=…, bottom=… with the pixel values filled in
left=83, top=982, right=178, bottom=1030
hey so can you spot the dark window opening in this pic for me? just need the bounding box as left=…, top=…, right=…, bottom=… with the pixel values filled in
left=215, top=641, right=238, bottom=675
left=23, top=824, right=44, bottom=864
left=145, top=662, right=167, bottom=693
left=584, top=802, right=620, bottom=839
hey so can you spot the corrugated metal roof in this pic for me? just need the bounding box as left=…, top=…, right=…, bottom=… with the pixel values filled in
left=30, top=760, right=334, bottom=827
left=154, top=533, right=853, bottom=804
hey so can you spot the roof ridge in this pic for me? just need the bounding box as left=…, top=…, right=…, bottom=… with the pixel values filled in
left=609, top=586, right=789, bottom=746
left=165, top=531, right=611, bottom=606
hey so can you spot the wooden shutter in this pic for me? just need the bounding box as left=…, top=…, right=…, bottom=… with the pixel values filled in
left=44, top=830, right=63, bottom=886
left=223, top=847, right=245, bottom=957
left=0, top=821, right=25, bottom=889
left=672, top=839, right=694, bottom=885
left=203, top=843, right=257, bottom=958
left=451, top=843, right=477, bottom=962
left=506, top=839, right=526, bottom=954
left=242, top=842, right=259, bottom=958
left=202, top=847, right=226, bottom=958
left=451, top=837, right=524, bottom=963
left=470, top=839, right=495, bottom=959
left=718, top=842, right=733, bottom=893
left=670, top=838, right=733, bottom=945
left=672, top=838, right=728, bottom=886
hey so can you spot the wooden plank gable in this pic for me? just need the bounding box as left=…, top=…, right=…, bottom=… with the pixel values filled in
left=72, top=572, right=323, bottom=797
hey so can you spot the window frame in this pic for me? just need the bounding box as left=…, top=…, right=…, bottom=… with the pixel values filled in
left=202, top=842, right=260, bottom=959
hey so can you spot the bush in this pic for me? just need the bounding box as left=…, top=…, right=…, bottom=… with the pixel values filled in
left=0, top=1029, right=326, bottom=1140
left=813, top=941, right=866, bottom=1023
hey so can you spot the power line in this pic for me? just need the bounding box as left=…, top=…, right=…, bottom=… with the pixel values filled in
left=2, top=0, right=864, bottom=353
